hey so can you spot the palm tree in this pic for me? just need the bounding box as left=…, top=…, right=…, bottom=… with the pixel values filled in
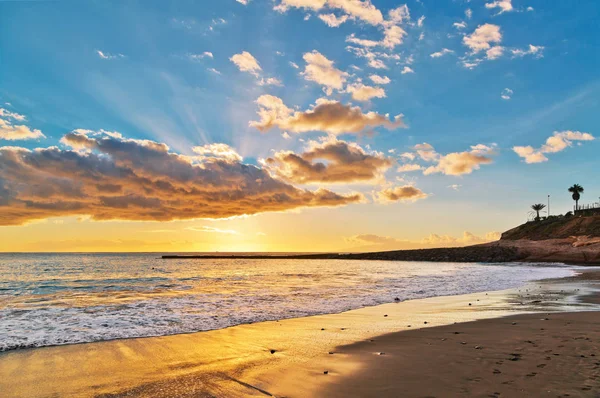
left=568, top=184, right=584, bottom=210
left=531, top=203, right=546, bottom=221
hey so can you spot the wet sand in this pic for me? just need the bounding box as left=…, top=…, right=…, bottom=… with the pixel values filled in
left=1, top=272, right=599, bottom=397
left=309, top=312, right=600, bottom=397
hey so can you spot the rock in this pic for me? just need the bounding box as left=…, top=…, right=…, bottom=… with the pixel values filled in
left=270, top=349, right=276, bottom=354
left=394, top=297, right=400, bottom=302
left=323, top=370, right=329, bottom=375
left=328, top=351, right=334, bottom=355
left=384, top=314, right=388, bottom=317
left=378, top=352, right=385, bottom=355
left=469, top=303, right=472, bottom=306
left=475, top=345, right=482, bottom=349
left=424, top=321, right=428, bottom=324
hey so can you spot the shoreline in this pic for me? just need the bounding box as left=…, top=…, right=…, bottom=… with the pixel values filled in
left=0, top=262, right=579, bottom=354
left=2, top=270, right=599, bottom=397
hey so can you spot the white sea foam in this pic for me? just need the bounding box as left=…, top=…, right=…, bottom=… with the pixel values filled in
left=0, top=254, right=576, bottom=351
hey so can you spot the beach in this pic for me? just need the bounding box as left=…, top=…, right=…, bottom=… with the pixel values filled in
left=1, top=269, right=599, bottom=397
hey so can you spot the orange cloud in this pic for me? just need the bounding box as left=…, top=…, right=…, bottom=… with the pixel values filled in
left=0, top=131, right=363, bottom=225
left=261, top=137, right=393, bottom=184
left=250, top=95, right=405, bottom=135
left=376, top=185, right=428, bottom=203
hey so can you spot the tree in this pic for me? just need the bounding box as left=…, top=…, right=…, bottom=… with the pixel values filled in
left=568, top=184, right=584, bottom=210
left=531, top=203, right=546, bottom=221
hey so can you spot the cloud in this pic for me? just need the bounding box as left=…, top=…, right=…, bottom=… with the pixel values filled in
left=448, top=184, right=462, bottom=191
left=485, top=0, right=513, bottom=14
left=381, top=25, right=407, bottom=49
left=513, top=131, right=595, bottom=164
left=453, top=21, right=467, bottom=29
left=275, top=0, right=383, bottom=25
left=0, top=130, right=362, bottom=225
left=511, top=44, right=544, bottom=58
left=258, top=77, right=283, bottom=86
left=207, top=68, right=222, bottom=75
left=411, top=143, right=496, bottom=176
left=463, top=24, right=502, bottom=53
left=230, top=51, right=262, bottom=77
left=261, top=137, right=393, bottom=184
left=430, top=48, right=454, bottom=58
left=346, top=83, right=386, bottom=101
left=236, top=0, right=250, bottom=4
left=414, top=142, right=439, bottom=162
left=326, top=0, right=384, bottom=25
left=376, top=185, right=428, bottom=203
left=249, top=95, right=405, bottom=135
left=501, top=88, right=513, bottom=100
left=0, top=108, right=45, bottom=141
left=346, top=34, right=380, bottom=48
left=318, top=13, right=349, bottom=27
left=192, top=143, right=243, bottom=162
left=465, top=8, right=472, bottom=19
left=417, top=15, right=425, bottom=27
left=401, top=66, right=414, bottom=74
left=275, top=0, right=326, bottom=12
left=346, top=230, right=500, bottom=251
left=344, top=25, right=406, bottom=51
left=486, top=45, right=504, bottom=60
left=369, top=74, right=390, bottom=85
left=96, top=50, right=124, bottom=60
left=186, top=52, right=214, bottom=61
left=397, top=164, right=422, bottom=172
left=399, top=152, right=415, bottom=161
left=424, top=144, right=495, bottom=176
left=368, top=59, right=387, bottom=69
left=301, top=50, right=348, bottom=94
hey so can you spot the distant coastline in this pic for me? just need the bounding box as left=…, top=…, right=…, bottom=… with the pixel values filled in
left=164, top=215, right=600, bottom=265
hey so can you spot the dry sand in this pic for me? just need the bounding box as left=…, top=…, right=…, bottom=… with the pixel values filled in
left=1, top=272, right=599, bottom=397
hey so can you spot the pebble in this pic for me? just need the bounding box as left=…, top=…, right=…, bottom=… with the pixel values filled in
left=324, top=370, right=329, bottom=375
left=270, top=349, right=276, bottom=354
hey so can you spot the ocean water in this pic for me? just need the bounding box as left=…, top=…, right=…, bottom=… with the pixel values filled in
left=0, top=253, right=576, bottom=351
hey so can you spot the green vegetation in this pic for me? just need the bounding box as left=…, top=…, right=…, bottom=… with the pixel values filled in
left=502, top=215, right=600, bottom=241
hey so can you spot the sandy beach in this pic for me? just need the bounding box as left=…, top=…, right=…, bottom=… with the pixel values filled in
left=0, top=270, right=598, bottom=397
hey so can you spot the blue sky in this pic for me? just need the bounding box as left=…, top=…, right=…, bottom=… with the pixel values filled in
left=0, top=0, right=598, bottom=251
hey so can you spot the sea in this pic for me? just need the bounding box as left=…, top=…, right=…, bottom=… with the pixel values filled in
left=0, top=253, right=578, bottom=352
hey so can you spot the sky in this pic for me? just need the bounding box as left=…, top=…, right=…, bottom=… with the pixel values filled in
left=0, top=0, right=598, bottom=252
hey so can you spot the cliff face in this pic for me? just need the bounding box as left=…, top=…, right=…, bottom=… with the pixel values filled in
left=501, top=215, right=600, bottom=241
